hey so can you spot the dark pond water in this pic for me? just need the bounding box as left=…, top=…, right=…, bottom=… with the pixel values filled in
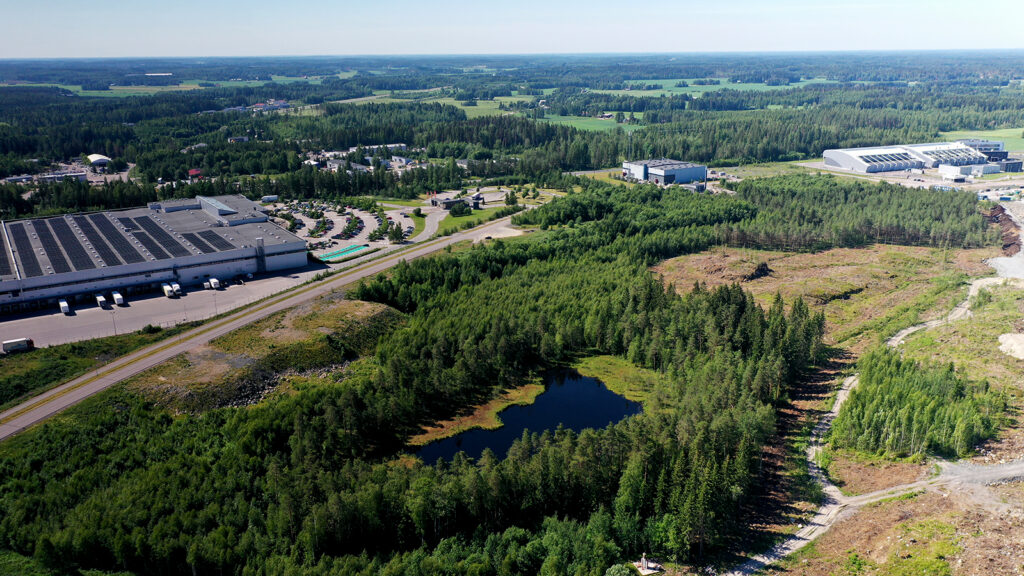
left=415, top=369, right=642, bottom=463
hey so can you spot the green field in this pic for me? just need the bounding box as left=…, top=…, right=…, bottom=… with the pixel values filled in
left=0, top=73, right=351, bottom=98
left=365, top=94, right=529, bottom=118
left=538, top=114, right=641, bottom=132
left=589, top=77, right=839, bottom=98
left=940, top=127, right=1024, bottom=152
left=437, top=206, right=507, bottom=235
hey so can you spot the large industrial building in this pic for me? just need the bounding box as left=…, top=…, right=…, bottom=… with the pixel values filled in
left=622, top=159, right=707, bottom=185
left=0, top=195, right=307, bottom=312
left=823, top=141, right=991, bottom=174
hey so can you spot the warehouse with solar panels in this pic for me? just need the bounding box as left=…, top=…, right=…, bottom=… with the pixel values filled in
left=0, top=195, right=307, bottom=312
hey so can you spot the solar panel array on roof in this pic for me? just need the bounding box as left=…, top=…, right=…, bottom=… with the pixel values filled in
left=72, top=215, right=122, bottom=267
left=197, top=230, right=235, bottom=251
left=133, top=216, right=191, bottom=258
left=131, top=231, right=171, bottom=260
left=32, top=221, right=71, bottom=274
left=117, top=217, right=139, bottom=232
left=182, top=232, right=216, bottom=254
left=88, top=214, right=145, bottom=264
left=8, top=223, right=43, bottom=278
left=0, top=228, right=12, bottom=278
left=48, top=218, right=96, bottom=271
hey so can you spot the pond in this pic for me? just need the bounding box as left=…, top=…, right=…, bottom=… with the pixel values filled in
left=415, top=369, right=642, bottom=463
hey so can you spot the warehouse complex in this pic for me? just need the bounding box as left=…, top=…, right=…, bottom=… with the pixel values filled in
left=0, top=195, right=307, bottom=312
left=622, top=159, right=707, bottom=185
left=822, top=140, right=1020, bottom=175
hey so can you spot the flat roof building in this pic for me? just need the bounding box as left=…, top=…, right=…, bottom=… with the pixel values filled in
left=0, top=195, right=306, bottom=312
left=622, top=159, right=707, bottom=185
left=824, top=142, right=989, bottom=173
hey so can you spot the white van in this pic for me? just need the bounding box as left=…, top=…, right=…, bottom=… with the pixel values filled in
left=59, top=299, right=70, bottom=314
left=209, top=278, right=221, bottom=290
left=112, top=291, right=125, bottom=306
left=162, top=283, right=175, bottom=298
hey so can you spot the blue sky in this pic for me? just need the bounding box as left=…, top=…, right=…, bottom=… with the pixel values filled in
left=3, top=0, right=1023, bottom=58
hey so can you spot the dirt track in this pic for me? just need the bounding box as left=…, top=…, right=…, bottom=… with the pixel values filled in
left=727, top=207, right=1024, bottom=574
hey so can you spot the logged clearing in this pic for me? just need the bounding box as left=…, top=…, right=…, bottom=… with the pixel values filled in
left=899, top=282, right=1024, bottom=464
left=763, top=488, right=1024, bottom=576
left=128, top=296, right=403, bottom=412
left=825, top=449, right=929, bottom=496
left=653, top=244, right=998, bottom=352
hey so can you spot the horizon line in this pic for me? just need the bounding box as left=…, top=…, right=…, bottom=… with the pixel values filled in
left=4, top=47, right=1024, bottom=62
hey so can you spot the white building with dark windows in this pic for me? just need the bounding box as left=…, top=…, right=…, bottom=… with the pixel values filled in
left=0, top=195, right=307, bottom=312
left=622, top=159, right=707, bottom=185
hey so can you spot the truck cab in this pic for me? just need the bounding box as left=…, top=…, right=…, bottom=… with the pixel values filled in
left=59, top=299, right=70, bottom=315
left=95, top=294, right=108, bottom=308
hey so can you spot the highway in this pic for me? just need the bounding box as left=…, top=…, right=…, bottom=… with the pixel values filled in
left=0, top=216, right=516, bottom=442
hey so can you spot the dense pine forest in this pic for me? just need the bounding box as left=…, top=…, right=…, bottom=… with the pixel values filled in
left=831, top=349, right=1004, bottom=458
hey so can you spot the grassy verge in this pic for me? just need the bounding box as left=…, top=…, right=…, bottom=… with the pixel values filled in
left=0, top=324, right=197, bottom=413
left=410, top=214, right=426, bottom=237
left=436, top=206, right=518, bottom=236
left=572, top=355, right=660, bottom=402
left=408, top=382, right=545, bottom=446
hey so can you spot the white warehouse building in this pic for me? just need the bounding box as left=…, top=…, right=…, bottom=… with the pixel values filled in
left=622, top=159, right=707, bottom=185
left=0, top=195, right=307, bottom=312
left=823, top=141, right=989, bottom=174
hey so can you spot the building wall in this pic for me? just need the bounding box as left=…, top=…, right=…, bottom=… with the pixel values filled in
left=661, top=165, right=707, bottom=184
left=622, top=162, right=647, bottom=181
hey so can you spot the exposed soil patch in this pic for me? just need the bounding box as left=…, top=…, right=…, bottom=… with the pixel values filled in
left=986, top=204, right=1021, bottom=256
left=827, top=452, right=929, bottom=496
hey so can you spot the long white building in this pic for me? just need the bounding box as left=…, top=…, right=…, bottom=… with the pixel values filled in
left=823, top=141, right=989, bottom=174
left=0, top=195, right=307, bottom=312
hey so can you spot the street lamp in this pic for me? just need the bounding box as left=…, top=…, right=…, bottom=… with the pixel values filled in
left=110, top=309, right=117, bottom=335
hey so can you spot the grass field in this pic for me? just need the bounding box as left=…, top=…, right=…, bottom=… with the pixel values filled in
left=0, top=323, right=197, bottom=412
left=577, top=169, right=639, bottom=187
left=538, top=114, right=641, bottom=132
left=408, top=382, right=545, bottom=446
left=436, top=206, right=508, bottom=235
left=0, top=73, right=349, bottom=98
left=589, top=77, right=839, bottom=98
left=940, top=127, right=1024, bottom=152
left=572, top=355, right=661, bottom=402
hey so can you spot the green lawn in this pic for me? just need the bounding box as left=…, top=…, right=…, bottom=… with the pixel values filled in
left=377, top=198, right=428, bottom=207
left=538, top=115, right=641, bottom=132
left=940, top=127, right=1024, bottom=152
left=437, top=206, right=508, bottom=235
left=411, top=214, right=426, bottom=237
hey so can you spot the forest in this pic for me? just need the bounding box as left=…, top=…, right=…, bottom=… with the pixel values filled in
left=830, top=349, right=1004, bottom=458
left=0, top=173, right=1002, bottom=575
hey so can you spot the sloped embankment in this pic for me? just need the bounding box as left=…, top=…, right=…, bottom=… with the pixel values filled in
left=128, top=295, right=404, bottom=413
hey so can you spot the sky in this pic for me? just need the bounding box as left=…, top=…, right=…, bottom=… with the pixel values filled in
left=3, top=0, right=1024, bottom=58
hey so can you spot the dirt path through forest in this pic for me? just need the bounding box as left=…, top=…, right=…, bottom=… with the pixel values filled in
left=726, top=202, right=1024, bottom=575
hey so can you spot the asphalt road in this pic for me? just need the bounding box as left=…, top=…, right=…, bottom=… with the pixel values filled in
left=0, top=216, right=515, bottom=442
